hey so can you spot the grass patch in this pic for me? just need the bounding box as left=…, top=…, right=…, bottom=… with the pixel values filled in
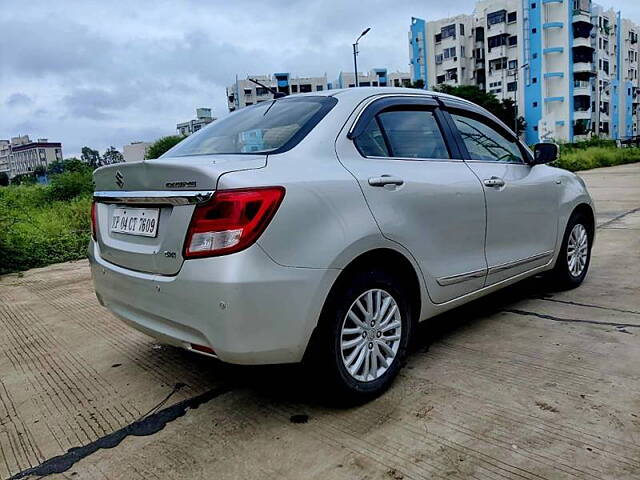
left=0, top=182, right=92, bottom=275
left=553, top=145, right=640, bottom=172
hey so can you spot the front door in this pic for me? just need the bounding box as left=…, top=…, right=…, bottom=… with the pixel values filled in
left=336, top=96, right=488, bottom=304
left=445, top=108, right=559, bottom=285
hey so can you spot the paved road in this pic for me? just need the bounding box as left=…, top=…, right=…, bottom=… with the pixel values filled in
left=1, top=163, right=639, bottom=480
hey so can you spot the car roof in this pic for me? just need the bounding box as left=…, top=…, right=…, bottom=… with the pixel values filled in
left=290, top=86, right=478, bottom=109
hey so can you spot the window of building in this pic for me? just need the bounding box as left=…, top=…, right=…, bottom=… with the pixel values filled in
left=435, top=33, right=442, bottom=43
left=441, top=24, right=456, bottom=39
left=244, top=89, right=252, bottom=95
left=437, top=74, right=446, bottom=84
left=508, top=59, right=518, bottom=69
left=291, top=85, right=298, bottom=93
left=508, top=35, right=517, bottom=46
left=532, top=28, right=537, bottom=34
left=360, top=82, right=371, bottom=87
left=507, top=81, right=517, bottom=92
left=507, top=11, right=517, bottom=23
left=443, top=47, right=456, bottom=59
left=38, top=148, right=46, bottom=160
left=435, top=53, right=443, bottom=64
left=460, top=24, right=465, bottom=36
left=451, top=113, right=523, bottom=163
left=256, top=87, right=270, bottom=96
left=533, top=102, right=538, bottom=107
left=299, top=84, right=312, bottom=93
left=487, top=10, right=506, bottom=25
left=531, top=2, right=536, bottom=8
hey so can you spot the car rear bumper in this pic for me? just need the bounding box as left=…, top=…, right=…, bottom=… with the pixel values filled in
left=88, top=241, right=340, bottom=365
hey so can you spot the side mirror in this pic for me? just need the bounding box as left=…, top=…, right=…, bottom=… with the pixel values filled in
left=531, top=142, right=559, bottom=165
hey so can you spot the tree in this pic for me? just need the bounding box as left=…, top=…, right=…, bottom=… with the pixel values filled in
left=146, top=135, right=184, bottom=159
left=0, top=172, right=8, bottom=187
left=81, top=147, right=102, bottom=168
left=103, top=146, right=124, bottom=164
left=410, top=79, right=425, bottom=89
left=47, top=157, right=91, bottom=176
left=434, top=85, right=526, bottom=136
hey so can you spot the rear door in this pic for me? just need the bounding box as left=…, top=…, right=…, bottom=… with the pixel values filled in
left=441, top=103, right=559, bottom=285
left=336, top=96, right=488, bottom=304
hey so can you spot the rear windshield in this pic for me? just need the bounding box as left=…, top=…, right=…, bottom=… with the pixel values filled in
left=165, top=96, right=337, bottom=157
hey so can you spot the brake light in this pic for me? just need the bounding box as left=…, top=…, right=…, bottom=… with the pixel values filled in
left=184, top=187, right=285, bottom=258
left=91, top=201, right=98, bottom=240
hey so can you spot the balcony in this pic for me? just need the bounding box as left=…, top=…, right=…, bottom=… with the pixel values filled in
left=573, top=62, right=596, bottom=74
left=572, top=9, right=591, bottom=25
left=573, top=80, right=591, bottom=96
left=574, top=109, right=592, bottom=120
left=573, top=37, right=593, bottom=49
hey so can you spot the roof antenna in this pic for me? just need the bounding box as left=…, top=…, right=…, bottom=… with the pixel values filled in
left=248, top=78, right=286, bottom=98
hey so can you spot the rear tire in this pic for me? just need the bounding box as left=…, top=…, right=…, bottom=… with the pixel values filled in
left=548, top=212, right=592, bottom=289
left=307, top=268, right=413, bottom=405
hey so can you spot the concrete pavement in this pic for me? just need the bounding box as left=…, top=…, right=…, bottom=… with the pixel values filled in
left=0, top=163, right=639, bottom=479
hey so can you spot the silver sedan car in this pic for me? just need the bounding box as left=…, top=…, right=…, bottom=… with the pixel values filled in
left=90, top=88, right=595, bottom=401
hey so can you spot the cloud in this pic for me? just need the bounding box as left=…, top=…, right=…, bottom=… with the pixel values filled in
left=1, top=0, right=637, bottom=156
left=5, top=93, right=33, bottom=107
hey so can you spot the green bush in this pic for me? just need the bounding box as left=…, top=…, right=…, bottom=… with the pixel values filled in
left=0, top=185, right=92, bottom=274
left=146, top=135, right=185, bottom=159
left=47, top=170, right=94, bottom=201
left=553, top=145, right=640, bottom=172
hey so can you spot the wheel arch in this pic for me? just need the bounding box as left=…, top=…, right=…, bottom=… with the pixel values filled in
left=303, top=247, right=423, bottom=362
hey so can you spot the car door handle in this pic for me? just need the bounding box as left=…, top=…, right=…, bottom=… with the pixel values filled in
left=368, top=175, right=404, bottom=187
left=483, top=176, right=505, bottom=188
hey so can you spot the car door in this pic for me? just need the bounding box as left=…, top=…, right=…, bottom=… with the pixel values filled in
left=335, top=96, right=487, bottom=304
left=442, top=103, right=559, bottom=286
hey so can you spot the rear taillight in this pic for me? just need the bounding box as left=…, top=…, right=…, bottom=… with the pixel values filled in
left=183, top=187, right=285, bottom=258
left=91, top=201, right=98, bottom=240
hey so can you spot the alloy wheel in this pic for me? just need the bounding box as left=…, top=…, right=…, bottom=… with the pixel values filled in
left=340, top=289, right=402, bottom=382
left=567, top=223, right=588, bottom=277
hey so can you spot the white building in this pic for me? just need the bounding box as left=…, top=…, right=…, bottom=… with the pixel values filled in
left=177, top=108, right=216, bottom=136
left=123, top=141, right=152, bottom=162
left=409, top=0, right=640, bottom=143
left=226, top=70, right=411, bottom=112
left=0, top=140, right=10, bottom=176
left=227, top=73, right=329, bottom=111
left=333, top=69, right=412, bottom=89
left=6, top=136, right=63, bottom=178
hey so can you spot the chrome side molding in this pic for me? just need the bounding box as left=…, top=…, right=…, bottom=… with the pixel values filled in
left=436, top=251, right=554, bottom=286
left=93, top=190, right=214, bottom=206
left=437, top=268, right=487, bottom=286
left=487, top=251, right=554, bottom=275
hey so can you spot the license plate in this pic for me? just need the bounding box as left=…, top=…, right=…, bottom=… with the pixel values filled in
left=110, top=207, right=160, bottom=237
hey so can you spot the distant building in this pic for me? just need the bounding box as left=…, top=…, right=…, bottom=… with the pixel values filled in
left=409, top=0, right=640, bottom=143
left=227, top=73, right=329, bottom=111
left=123, top=141, right=152, bottom=162
left=6, top=135, right=63, bottom=178
left=177, top=108, right=216, bottom=136
left=226, top=70, right=411, bottom=112
left=0, top=140, right=10, bottom=176
left=334, top=69, right=412, bottom=89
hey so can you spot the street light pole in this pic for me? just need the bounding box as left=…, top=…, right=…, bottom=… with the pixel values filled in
left=353, top=27, right=371, bottom=87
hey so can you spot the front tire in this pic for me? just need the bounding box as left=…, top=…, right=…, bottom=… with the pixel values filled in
left=308, top=268, right=413, bottom=404
left=548, top=212, right=592, bottom=289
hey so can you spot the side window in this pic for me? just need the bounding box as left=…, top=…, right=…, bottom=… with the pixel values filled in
left=451, top=113, right=524, bottom=163
left=376, top=109, right=450, bottom=159
left=354, top=118, right=389, bottom=157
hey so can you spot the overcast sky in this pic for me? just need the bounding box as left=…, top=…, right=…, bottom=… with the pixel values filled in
left=2, top=0, right=639, bottom=157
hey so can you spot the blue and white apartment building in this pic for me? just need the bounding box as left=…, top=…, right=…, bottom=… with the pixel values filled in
left=409, top=0, right=640, bottom=143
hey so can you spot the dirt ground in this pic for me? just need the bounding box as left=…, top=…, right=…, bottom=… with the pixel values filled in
left=1, top=163, right=639, bottom=480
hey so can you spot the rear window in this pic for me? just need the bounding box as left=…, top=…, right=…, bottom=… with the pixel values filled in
left=166, top=96, right=337, bottom=157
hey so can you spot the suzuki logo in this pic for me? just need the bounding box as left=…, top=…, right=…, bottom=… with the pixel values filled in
left=115, top=170, right=124, bottom=189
